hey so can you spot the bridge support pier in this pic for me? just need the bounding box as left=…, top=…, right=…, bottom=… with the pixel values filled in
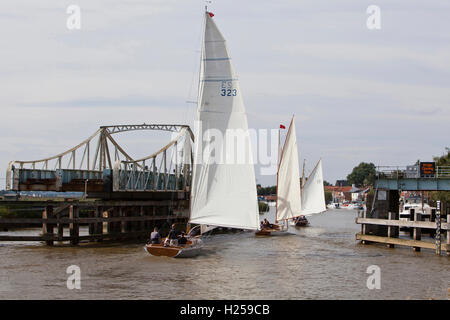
left=69, top=205, right=79, bottom=245
left=42, top=205, right=54, bottom=246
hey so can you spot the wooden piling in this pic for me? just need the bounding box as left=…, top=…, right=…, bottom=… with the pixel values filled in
left=69, top=205, right=79, bottom=245
left=447, top=213, right=450, bottom=256
left=387, top=212, right=394, bottom=248
left=120, top=207, right=126, bottom=233
left=361, top=209, right=367, bottom=244
left=1, top=198, right=190, bottom=245
left=57, top=212, right=64, bottom=241
left=413, top=211, right=421, bottom=252
left=42, top=205, right=54, bottom=246
left=88, top=210, right=95, bottom=235
left=95, top=206, right=103, bottom=241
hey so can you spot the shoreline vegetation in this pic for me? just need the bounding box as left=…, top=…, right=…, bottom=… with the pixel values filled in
left=258, top=201, right=269, bottom=214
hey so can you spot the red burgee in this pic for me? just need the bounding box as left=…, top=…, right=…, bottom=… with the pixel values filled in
left=280, top=124, right=286, bottom=129
left=208, top=12, right=214, bottom=18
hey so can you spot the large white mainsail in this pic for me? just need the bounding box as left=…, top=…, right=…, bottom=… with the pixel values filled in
left=189, top=12, right=259, bottom=230
left=276, top=116, right=302, bottom=221
left=301, top=159, right=326, bottom=215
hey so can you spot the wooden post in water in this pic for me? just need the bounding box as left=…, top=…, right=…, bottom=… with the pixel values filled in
left=361, top=208, right=367, bottom=244
left=413, top=211, right=421, bottom=252
left=120, top=207, right=126, bottom=233
left=446, top=213, right=450, bottom=256
left=57, top=211, right=64, bottom=242
left=95, top=206, right=103, bottom=241
left=430, top=208, right=436, bottom=238
left=387, top=212, right=394, bottom=248
left=42, top=205, right=54, bottom=246
left=69, top=205, right=79, bottom=245
left=108, top=207, right=115, bottom=234
left=139, top=206, right=144, bottom=233
left=88, top=210, right=94, bottom=235
left=409, top=208, right=415, bottom=238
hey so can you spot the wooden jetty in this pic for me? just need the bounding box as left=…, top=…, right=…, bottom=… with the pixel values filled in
left=356, top=163, right=450, bottom=256
left=356, top=209, right=449, bottom=255
left=0, top=197, right=189, bottom=246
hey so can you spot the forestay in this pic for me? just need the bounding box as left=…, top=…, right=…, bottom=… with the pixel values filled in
left=189, top=12, right=259, bottom=230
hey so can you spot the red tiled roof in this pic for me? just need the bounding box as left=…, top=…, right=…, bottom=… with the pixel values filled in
left=325, top=186, right=352, bottom=192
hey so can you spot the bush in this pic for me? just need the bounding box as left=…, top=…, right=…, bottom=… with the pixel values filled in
left=258, top=201, right=269, bottom=214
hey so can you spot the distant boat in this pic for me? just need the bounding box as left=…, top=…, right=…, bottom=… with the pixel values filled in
left=145, top=10, right=259, bottom=257
left=291, top=159, right=326, bottom=226
left=399, top=202, right=434, bottom=220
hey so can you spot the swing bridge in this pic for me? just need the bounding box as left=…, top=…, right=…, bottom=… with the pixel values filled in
left=0, top=124, right=195, bottom=245
left=5, top=124, right=194, bottom=199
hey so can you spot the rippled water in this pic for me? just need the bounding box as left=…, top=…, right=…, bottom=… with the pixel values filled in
left=0, top=209, right=448, bottom=299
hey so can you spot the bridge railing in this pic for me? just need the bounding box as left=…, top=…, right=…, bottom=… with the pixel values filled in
left=376, top=165, right=450, bottom=179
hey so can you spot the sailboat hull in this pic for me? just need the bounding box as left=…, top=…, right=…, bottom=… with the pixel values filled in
left=255, top=224, right=290, bottom=236
left=289, top=216, right=310, bottom=227
left=144, top=238, right=202, bottom=258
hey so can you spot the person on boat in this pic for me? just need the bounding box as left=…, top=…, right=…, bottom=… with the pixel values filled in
left=163, top=238, right=170, bottom=247
left=263, top=219, right=272, bottom=229
left=150, top=227, right=161, bottom=244
left=178, top=232, right=187, bottom=245
left=168, top=224, right=179, bottom=246
left=260, top=221, right=265, bottom=230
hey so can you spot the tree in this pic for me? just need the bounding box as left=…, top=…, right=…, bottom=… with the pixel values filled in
left=433, top=147, right=449, bottom=166
left=430, top=148, right=450, bottom=204
left=347, top=162, right=376, bottom=187
left=323, top=180, right=332, bottom=186
left=324, top=190, right=333, bottom=204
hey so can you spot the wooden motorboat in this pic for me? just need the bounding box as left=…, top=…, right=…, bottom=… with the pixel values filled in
left=255, top=223, right=289, bottom=236
left=144, top=238, right=202, bottom=258
left=292, top=215, right=309, bottom=227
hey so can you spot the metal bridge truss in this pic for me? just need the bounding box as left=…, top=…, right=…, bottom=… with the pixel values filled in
left=375, top=165, right=450, bottom=191
left=6, top=124, right=194, bottom=194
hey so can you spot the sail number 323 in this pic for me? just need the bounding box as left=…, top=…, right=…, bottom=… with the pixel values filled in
left=220, top=81, right=237, bottom=96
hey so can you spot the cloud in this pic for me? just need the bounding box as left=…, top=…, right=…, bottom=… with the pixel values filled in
left=0, top=0, right=449, bottom=189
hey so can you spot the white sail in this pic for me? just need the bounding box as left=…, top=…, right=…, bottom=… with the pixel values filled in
left=276, top=117, right=302, bottom=221
left=301, top=159, right=326, bottom=215
left=189, top=12, right=259, bottom=230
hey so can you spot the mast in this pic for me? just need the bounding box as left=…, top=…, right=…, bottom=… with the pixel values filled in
left=189, top=11, right=259, bottom=230
left=275, top=128, right=280, bottom=223
left=276, top=115, right=301, bottom=222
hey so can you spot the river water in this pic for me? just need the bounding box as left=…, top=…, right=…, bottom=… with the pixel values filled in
left=0, top=208, right=448, bottom=299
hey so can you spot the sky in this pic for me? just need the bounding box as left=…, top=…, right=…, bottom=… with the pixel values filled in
left=0, top=0, right=449, bottom=188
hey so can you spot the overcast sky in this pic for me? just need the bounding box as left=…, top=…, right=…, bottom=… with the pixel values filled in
left=0, top=0, right=449, bottom=188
